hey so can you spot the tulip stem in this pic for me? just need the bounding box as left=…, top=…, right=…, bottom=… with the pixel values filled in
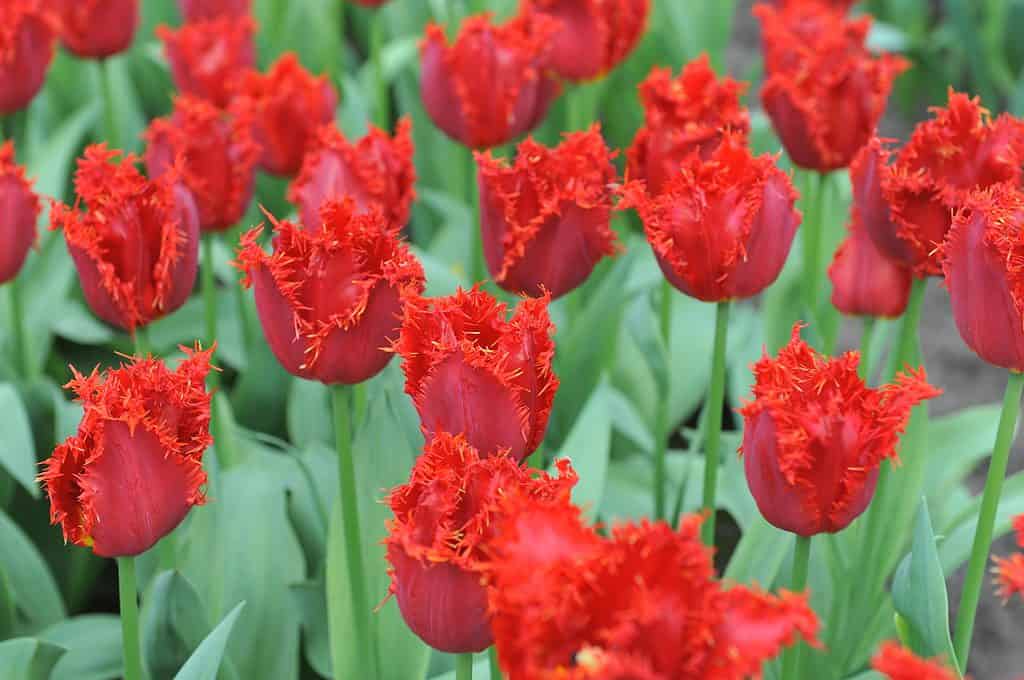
left=652, top=281, right=673, bottom=519
left=489, top=646, right=501, bottom=679
left=857, top=316, right=877, bottom=382
left=116, top=556, right=143, bottom=680
left=133, top=327, right=150, bottom=358
left=700, top=300, right=731, bottom=545
left=467, top=149, right=486, bottom=285
left=456, top=653, right=473, bottom=680
left=780, top=535, right=812, bottom=680
left=885, top=278, right=927, bottom=381
left=202, top=235, right=218, bottom=353
left=370, top=9, right=389, bottom=130
left=6, top=279, right=33, bottom=380
left=98, top=60, right=119, bottom=151
left=952, top=369, right=1024, bottom=672
left=800, top=171, right=825, bottom=317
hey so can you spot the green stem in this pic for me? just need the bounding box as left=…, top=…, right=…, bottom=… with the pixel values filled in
left=885, top=278, right=927, bottom=381
left=700, top=300, right=731, bottom=545
left=952, top=370, right=1024, bottom=672
left=116, top=556, right=143, bottom=680
left=456, top=653, right=473, bottom=680
left=489, top=647, right=501, bottom=679
left=6, top=279, right=32, bottom=380
left=370, top=9, right=389, bottom=130
left=468, top=148, right=485, bottom=284
left=780, top=536, right=812, bottom=680
left=857, top=316, right=877, bottom=382
left=652, top=281, right=673, bottom=519
left=800, top=172, right=825, bottom=316
left=202, top=235, right=218, bottom=350
left=99, top=60, right=119, bottom=150
left=133, top=326, right=150, bottom=358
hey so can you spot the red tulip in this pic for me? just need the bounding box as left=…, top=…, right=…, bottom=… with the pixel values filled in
left=288, top=118, right=415, bottom=231
left=420, top=13, right=559, bottom=149
left=51, top=145, right=200, bottom=333
left=39, top=346, right=213, bottom=558
left=232, top=53, right=339, bottom=176
left=520, top=0, right=650, bottom=81
left=395, top=287, right=557, bottom=462
left=236, top=199, right=425, bottom=385
left=0, top=142, right=41, bottom=284
left=871, top=642, right=960, bottom=680
left=627, top=54, right=750, bottom=194
left=177, top=0, right=251, bottom=20
left=0, top=1, right=57, bottom=114
left=157, top=16, right=257, bottom=109
left=350, top=0, right=389, bottom=6
left=620, top=132, right=801, bottom=303
left=145, top=95, right=260, bottom=233
left=740, top=325, right=940, bottom=536
left=385, top=431, right=576, bottom=653
left=53, top=0, right=138, bottom=59
left=476, top=125, right=618, bottom=299
left=994, top=515, right=1024, bottom=603
left=828, top=210, right=911, bottom=318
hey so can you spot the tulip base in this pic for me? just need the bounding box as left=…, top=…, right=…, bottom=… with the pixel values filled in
left=700, top=300, right=731, bottom=545
left=456, top=653, right=473, bottom=680
left=116, top=556, right=143, bottom=680
left=780, top=535, right=812, bottom=680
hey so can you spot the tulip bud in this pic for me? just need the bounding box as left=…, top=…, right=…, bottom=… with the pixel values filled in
left=476, top=125, right=619, bottom=299
left=828, top=210, right=911, bottom=318
left=420, top=14, right=560, bottom=149
left=51, top=145, right=200, bottom=333
left=740, top=325, right=940, bottom=536
left=0, top=1, right=57, bottom=114
left=177, top=0, right=250, bottom=21
left=994, top=515, right=1024, bottom=603
left=0, top=142, right=40, bottom=284
left=158, top=16, right=257, bottom=109
left=40, top=346, right=213, bottom=558
left=53, top=0, right=138, bottom=59
left=871, top=642, right=960, bottom=680
left=288, top=118, right=415, bottom=231
left=236, top=199, right=425, bottom=385
left=620, top=133, right=800, bottom=302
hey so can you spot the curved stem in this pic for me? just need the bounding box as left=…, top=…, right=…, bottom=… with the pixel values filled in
left=652, top=281, right=673, bottom=519
left=116, top=556, right=142, bottom=680
left=780, top=535, right=812, bottom=680
left=370, top=9, right=389, bottom=130
left=700, top=300, right=731, bottom=545
left=456, top=653, right=474, bottom=680
left=6, top=279, right=32, bottom=380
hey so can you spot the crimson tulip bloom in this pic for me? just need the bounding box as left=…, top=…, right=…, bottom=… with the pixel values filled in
left=828, top=211, right=911, bottom=318
left=145, top=95, right=260, bottom=233
left=0, top=142, right=41, bottom=284
left=620, top=133, right=800, bottom=303
left=0, top=1, right=57, bottom=114
left=237, top=199, right=425, bottom=385
left=627, top=55, right=750, bottom=194
left=177, top=0, right=250, bottom=20
left=994, top=515, right=1024, bottom=603
left=386, top=432, right=575, bottom=653
left=157, top=16, right=257, bottom=108
left=420, top=14, right=559, bottom=149
left=40, top=347, right=213, bottom=558
left=871, top=642, right=960, bottom=680
left=395, top=287, right=557, bottom=462
left=476, top=125, right=618, bottom=299
left=288, top=118, right=415, bottom=231
left=740, top=325, right=940, bottom=536
left=520, top=0, right=650, bottom=81
left=53, top=0, right=138, bottom=59
left=51, top=145, right=200, bottom=332
left=350, top=0, right=389, bottom=5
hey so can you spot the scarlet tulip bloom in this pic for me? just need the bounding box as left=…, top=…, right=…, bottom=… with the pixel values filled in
left=51, top=145, right=200, bottom=333
left=350, top=0, right=389, bottom=5
left=0, top=142, right=41, bottom=284
left=237, top=200, right=425, bottom=385
left=288, top=118, right=415, bottom=231
left=157, top=16, right=257, bottom=108
left=871, top=642, right=961, bottom=680
left=232, top=54, right=338, bottom=176
left=520, top=0, right=650, bottom=81
left=396, top=287, right=557, bottom=462
left=386, top=432, right=576, bottom=653
left=994, top=515, right=1024, bottom=603
left=486, top=493, right=820, bottom=678
left=40, top=347, right=213, bottom=558
left=177, top=0, right=250, bottom=20
left=828, top=211, right=911, bottom=318
left=476, top=125, right=618, bottom=299
left=0, top=1, right=57, bottom=114
left=740, top=325, right=940, bottom=536
left=627, top=55, right=750, bottom=194
left=420, top=14, right=559, bottom=149
left=620, top=133, right=800, bottom=303
left=53, top=0, right=138, bottom=58
left=145, top=95, right=260, bottom=232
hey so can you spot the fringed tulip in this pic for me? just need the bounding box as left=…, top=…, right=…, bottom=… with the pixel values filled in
left=740, top=325, right=941, bottom=536
left=39, top=347, right=213, bottom=558
left=53, top=0, right=138, bottom=58
left=236, top=199, right=425, bottom=385
left=871, top=642, right=961, bottom=680
left=177, top=0, right=251, bottom=20
left=828, top=211, right=911, bottom=318
left=158, top=16, right=257, bottom=108
left=0, top=142, right=40, bottom=284
left=476, top=125, right=618, bottom=299
left=51, top=145, right=200, bottom=333
left=994, top=515, right=1024, bottom=603
left=0, top=1, right=57, bottom=114
left=395, top=287, right=557, bottom=462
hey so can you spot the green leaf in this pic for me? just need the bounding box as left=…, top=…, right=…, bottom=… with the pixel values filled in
left=556, top=381, right=612, bottom=521
left=287, top=379, right=333, bottom=450
left=25, top=104, right=97, bottom=200
left=290, top=580, right=330, bottom=677
left=0, top=383, right=38, bottom=497
left=0, top=637, right=67, bottom=680
left=173, top=602, right=246, bottom=680
left=50, top=299, right=115, bottom=345
left=0, top=509, right=66, bottom=627
left=427, top=659, right=490, bottom=680
left=725, top=516, right=795, bottom=586
left=39, top=615, right=122, bottom=680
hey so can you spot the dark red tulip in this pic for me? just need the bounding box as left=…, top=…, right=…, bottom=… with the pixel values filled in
left=51, top=145, right=200, bottom=332
left=476, top=125, right=618, bottom=299
left=620, top=133, right=800, bottom=303
left=53, top=0, right=138, bottom=59
left=627, top=54, right=750, bottom=194
left=0, top=142, right=41, bottom=284
left=157, top=16, right=257, bottom=109
left=872, top=642, right=960, bottom=680
left=232, top=53, right=339, bottom=176
left=0, top=1, right=57, bottom=114
left=350, top=0, right=389, bottom=6
left=145, top=95, right=260, bottom=233
left=521, top=0, right=650, bottom=81
left=740, top=325, right=940, bottom=536
left=395, top=287, right=558, bottom=462
left=828, top=211, right=911, bottom=318
left=420, top=13, right=559, bottom=149
left=177, top=0, right=251, bottom=20
left=40, top=347, right=213, bottom=558
left=236, top=199, right=425, bottom=385
left=288, top=117, right=415, bottom=231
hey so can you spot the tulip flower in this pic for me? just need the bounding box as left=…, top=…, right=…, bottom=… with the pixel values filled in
left=236, top=199, right=425, bottom=385
left=871, top=642, right=961, bottom=680
left=232, top=53, right=339, bottom=176
left=627, top=54, right=750, bottom=194
left=395, top=287, right=557, bottom=462
left=351, top=0, right=389, bottom=5
left=51, top=145, right=200, bottom=333
left=476, top=125, right=618, bottom=299
left=386, top=431, right=576, bottom=654
left=420, top=13, right=559, bottom=149
left=288, top=118, right=416, bottom=231
left=177, top=0, right=250, bottom=20
left=520, top=0, right=650, bottom=81
left=0, top=1, right=57, bottom=114
left=158, top=16, right=257, bottom=109
left=0, top=142, right=40, bottom=285
left=994, top=515, right=1024, bottom=603
left=52, top=0, right=138, bottom=59
left=828, top=211, right=911, bottom=318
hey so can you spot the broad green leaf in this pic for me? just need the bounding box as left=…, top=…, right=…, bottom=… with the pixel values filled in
left=287, top=379, right=333, bottom=450
left=939, top=469, right=1024, bottom=574
left=290, top=580, right=330, bottom=678
left=557, top=381, right=612, bottom=521
left=0, top=383, right=38, bottom=497
left=51, top=299, right=116, bottom=345
left=606, top=386, right=654, bottom=454
left=725, top=516, right=795, bottom=586
left=0, top=568, right=16, bottom=637
left=40, top=615, right=122, bottom=680
left=173, top=602, right=246, bottom=680
left=0, top=637, right=66, bottom=680
left=427, top=659, right=490, bottom=680
left=0, top=509, right=65, bottom=627
left=26, top=104, right=97, bottom=200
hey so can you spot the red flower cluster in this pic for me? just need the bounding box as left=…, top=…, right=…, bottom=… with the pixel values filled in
left=158, top=16, right=257, bottom=108
left=177, top=0, right=250, bottom=20
left=871, top=642, right=961, bottom=680
left=0, top=0, right=57, bottom=114
left=476, top=125, right=618, bottom=299
left=40, top=347, right=213, bottom=558
left=994, top=515, right=1024, bottom=603
left=0, top=142, right=40, bottom=284
left=53, top=0, right=138, bottom=59
left=740, top=325, right=941, bottom=536
left=828, top=210, right=911, bottom=318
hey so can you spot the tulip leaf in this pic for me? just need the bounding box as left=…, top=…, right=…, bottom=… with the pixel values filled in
left=51, top=299, right=115, bottom=345
left=427, top=659, right=490, bottom=680
left=557, top=380, right=612, bottom=521
left=39, top=615, right=123, bottom=680
left=286, top=378, right=333, bottom=450
left=0, top=383, right=38, bottom=498
left=939, top=469, right=1024, bottom=574
left=0, top=637, right=67, bottom=680
left=173, top=602, right=246, bottom=680
left=0, top=509, right=65, bottom=627
left=289, top=580, right=331, bottom=678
